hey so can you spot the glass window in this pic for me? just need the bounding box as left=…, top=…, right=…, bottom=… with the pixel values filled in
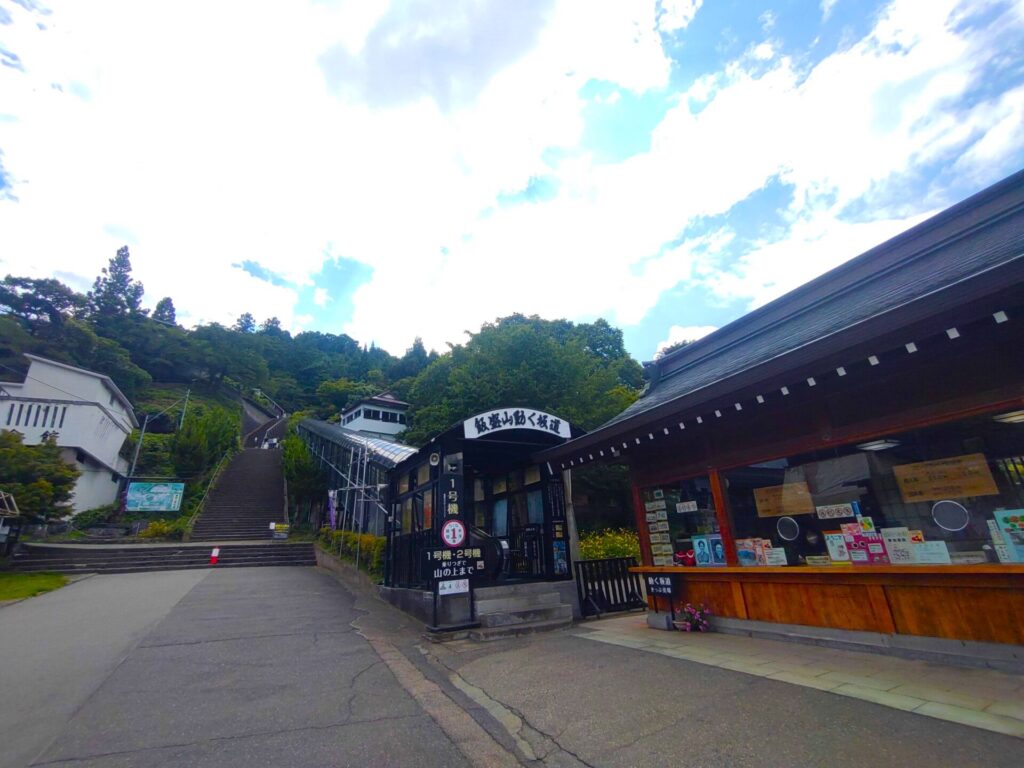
left=398, top=473, right=410, bottom=495
left=416, top=463, right=430, bottom=486
left=423, top=489, right=433, bottom=530
left=724, top=412, right=1024, bottom=567
left=493, top=498, right=508, bottom=536
left=640, top=476, right=718, bottom=567
left=473, top=479, right=486, bottom=501
left=493, top=476, right=507, bottom=494
left=527, top=490, right=544, bottom=524
left=524, top=465, right=541, bottom=485
left=401, top=497, right=413, bottom=533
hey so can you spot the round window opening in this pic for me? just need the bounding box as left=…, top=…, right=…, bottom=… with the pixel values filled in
left=777, top=516, right=800, bottom=541
left=932, top=500, right=970, bottom=532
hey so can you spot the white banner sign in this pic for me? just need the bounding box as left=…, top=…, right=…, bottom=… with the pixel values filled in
left=438, top=578, right=470, bottom=596
left=463, top=408, right=571, bottom=439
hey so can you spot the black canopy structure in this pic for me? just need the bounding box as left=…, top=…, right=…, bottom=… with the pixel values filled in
left=384, top=407, right=584, bottom=589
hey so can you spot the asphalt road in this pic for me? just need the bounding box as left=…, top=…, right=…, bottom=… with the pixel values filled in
left=3, top=565, right=1021, bottom=768
left=0, top=567, right=466, bottom=768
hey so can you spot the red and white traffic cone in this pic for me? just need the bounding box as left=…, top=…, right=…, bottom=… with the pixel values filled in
left=210, top=547, right=220, bottom=565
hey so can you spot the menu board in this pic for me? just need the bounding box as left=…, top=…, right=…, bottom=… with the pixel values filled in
left=893, top=453, right=998, bottom=503
left=754, top=482, right=815, bottom=517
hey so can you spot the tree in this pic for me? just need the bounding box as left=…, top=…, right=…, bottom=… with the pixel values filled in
left=655, top=339, right=692, bottom=360
left=0, top=275, right=86, bottom=328
left=0, top=431, right=80, bottom=519
left=153, top=297, right=176, bottom=325
left=233, top=312, right=256, bottom=333
left=402, top=315, right=641, bottom=445
left=88, top=246, right=146, bottom=317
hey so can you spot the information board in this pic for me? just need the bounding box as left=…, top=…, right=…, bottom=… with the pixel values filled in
left=893, top=453, right=998, bottom=503
left=753, top=482, right=815, bottom=517
left=126, top=482, right=185, bottom=512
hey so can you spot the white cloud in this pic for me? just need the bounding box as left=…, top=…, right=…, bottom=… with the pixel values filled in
left=656, top=324, right=719, bottom=356
left=657, top=0, right=704, bottom=33
left=0, top=0, right=1020, bottom=358
left=821, top=0, right=840, bottom=20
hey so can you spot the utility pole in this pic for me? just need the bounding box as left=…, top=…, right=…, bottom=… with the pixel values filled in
left=179, top=387, right=190, bottom=430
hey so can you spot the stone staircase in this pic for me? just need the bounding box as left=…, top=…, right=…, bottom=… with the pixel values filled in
left=470, top=581, right=576, bottom=639
left=8, top=542, right=316, bottom=574
left=190, top=448, right=287, bottom=541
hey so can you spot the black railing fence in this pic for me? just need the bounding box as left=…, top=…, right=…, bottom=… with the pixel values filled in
left=574, top=557, right=646, bottom=618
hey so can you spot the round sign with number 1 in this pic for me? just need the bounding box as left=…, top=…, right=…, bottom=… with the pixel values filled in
left=441, top=519, right=466, bottom=548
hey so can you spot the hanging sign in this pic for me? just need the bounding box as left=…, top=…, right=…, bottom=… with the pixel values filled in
left=893, top=453, right=998, bottom=503
left=754, top=482, right=815, bottom=517
left=463, top=408, right=570, bottom=439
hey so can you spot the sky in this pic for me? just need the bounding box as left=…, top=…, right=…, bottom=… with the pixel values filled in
left=1, top=0, right=1022, bottom=361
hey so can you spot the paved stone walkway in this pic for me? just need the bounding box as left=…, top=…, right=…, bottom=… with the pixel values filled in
left=575, top=614, right=1024, bottom=739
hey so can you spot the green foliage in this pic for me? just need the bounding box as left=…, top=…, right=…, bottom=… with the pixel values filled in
left=578, top=528, right=641, bottom=561
left=137, top=517, right=189, bottom=539
left=152, top=297, right=176, bottom=324
left=0, top=572, right=68, bottom=600
left=403, top=314, right=642, bottom=445
left=318, top=527, right=385, bottom=577
left=171, top=406, right=239, bottom=478
left=0, top=431, right=80, bottom=519
left=71, top=504, right=119, bottom=529
left=282, top=432, right=327, bottom=506
left=88, top=245, right=145, bottom=316
left=315, top=377, right=378, bottom=416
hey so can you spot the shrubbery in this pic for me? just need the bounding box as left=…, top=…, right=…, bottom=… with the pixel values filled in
left=138, top=517, right=188, bottom=540
left=318, top=527, right=385, bottom=578
left=578, top=528, right=640, bottom=561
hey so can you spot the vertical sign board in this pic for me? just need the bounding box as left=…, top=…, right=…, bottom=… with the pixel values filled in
left=548, top=474, right=569, bottom=576
left=644, top=574, right=676, bottom=619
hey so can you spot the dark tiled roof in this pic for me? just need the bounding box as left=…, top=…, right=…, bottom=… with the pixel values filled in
left=549, top=169, right=1024, bottom=456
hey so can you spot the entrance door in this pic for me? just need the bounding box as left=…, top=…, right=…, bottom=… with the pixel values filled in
left=497, top=486, right=545, bottom=578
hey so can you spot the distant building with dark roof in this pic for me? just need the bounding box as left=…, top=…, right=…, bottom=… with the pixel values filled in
left=339, top=392, right=409, bottom=439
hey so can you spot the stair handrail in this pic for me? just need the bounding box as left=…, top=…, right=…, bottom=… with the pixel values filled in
left=183, top=450, right=233, bottom=542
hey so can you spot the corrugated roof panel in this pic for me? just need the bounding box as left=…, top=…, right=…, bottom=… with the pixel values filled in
left=298, top=419, right=418, bottom=468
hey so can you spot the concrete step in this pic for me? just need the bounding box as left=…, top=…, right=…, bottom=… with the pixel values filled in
left=475, top=592, right=562, bottom=615
left=469, top=616, right=574, bottom=641
left=475, top=581, right=570, bottom=599
left=477, top=603, right=573, bottom=628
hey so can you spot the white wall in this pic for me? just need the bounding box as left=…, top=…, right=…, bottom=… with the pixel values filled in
left=3, top=399, right=130, bottom=474
left=60, top=448, right=120, bottom=512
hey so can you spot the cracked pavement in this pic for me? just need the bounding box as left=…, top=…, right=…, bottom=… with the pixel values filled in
left=1, top=567, right=469, bottom=768
left=5, top=564, right=1023, bottom=768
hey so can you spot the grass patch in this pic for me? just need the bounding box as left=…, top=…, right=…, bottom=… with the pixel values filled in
left=0, top=571, right=69, bottom=601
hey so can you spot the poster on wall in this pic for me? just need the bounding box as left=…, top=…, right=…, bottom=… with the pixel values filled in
left=692, top=535, right=713, bottom=566
left=753, top=482, right=815, bottom=517
left=892, top=453, right=999, bottom=503
left=880, top=527, right=915, bottom=564
left=709, top=534, right=726, bottom=565
left=992, top=510, right=1024, bottom=562
left=824, top=532, right=850, bottom=562
left=126, top=482, right=185, bottom=512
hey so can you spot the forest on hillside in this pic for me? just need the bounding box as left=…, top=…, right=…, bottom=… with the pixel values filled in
left=1, top=246, right=645, bottom=445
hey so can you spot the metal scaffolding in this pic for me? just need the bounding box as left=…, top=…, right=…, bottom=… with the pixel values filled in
left=297, top=419, right=416, bottom=536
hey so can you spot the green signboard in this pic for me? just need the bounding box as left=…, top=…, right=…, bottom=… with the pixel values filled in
left=126, top=482, right=185, bottom=512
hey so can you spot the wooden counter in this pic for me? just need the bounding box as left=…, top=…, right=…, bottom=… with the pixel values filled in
left=631, top=565, right=1024, bottom=645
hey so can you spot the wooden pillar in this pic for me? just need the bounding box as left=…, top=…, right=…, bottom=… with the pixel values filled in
left=630, top=475, right=654, bottom=567
left=709, top=470, right=739, bottom=566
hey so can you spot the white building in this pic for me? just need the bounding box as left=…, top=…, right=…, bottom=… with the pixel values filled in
left=1, top=354, right=138, bottom=514
left=339, top=393, right=409, bottom=440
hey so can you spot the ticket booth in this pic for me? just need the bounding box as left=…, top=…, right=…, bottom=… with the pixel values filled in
left=384, top=407, right=584, bottom=592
